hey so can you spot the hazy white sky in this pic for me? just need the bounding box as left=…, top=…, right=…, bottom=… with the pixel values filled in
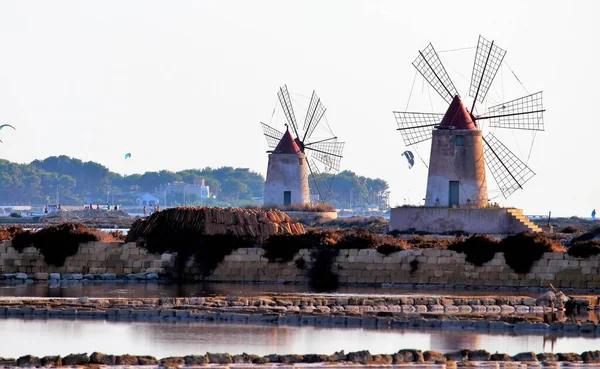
left=0, top=0, right=597, bottom=216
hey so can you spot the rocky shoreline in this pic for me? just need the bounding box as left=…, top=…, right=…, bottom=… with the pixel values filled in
left=3, top=349, right=600, bottom=367
left=0, top=295, right=598, bottom=335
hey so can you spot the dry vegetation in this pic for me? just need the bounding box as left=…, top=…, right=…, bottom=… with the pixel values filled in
left=315, top=216, right=389, bottom=234
left=9, top=223, right=122, bottom=267
left=449, top=233, right=564, bottom=273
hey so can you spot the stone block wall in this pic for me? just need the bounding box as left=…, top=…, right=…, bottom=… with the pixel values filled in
left=1, top=240, right=599, bottom=289
left=0, top=241, right=172, bottom=276
left=201, top=248, right=600, bottom=289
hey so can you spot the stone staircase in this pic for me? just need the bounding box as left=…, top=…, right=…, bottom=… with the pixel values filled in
left=506, top=208, right=542, bottom=233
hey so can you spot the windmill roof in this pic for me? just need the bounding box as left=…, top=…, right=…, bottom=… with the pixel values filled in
left=274, top=128, right=301, bottom=154
left=439, top=95, right=476, bottom=130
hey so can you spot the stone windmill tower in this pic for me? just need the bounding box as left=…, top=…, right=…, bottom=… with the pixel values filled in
left=261, top=85, right=344, bottom=206
left=263, top=125, right=310, bottom=206
left=394, top=36, right=545, bottom=207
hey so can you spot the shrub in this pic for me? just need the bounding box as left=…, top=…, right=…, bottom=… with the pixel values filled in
left=376, top=241, right=407, bottom=256
left=449, top=235, right=500, bottom=266
left=568, top=227, right=600, bottom=245
left=0, top=226, right=24, bottom=242
left=567, top=240, right=600, bottom=258
left=320, top=216, right=388, bottom=234
left=191, top=234, right=254, bottom=277
left=263, top=231, right=338, bottom=263
left=406, top=235, right=450, bottom=249
left=500, top=232, right=564, bottom=274
left=409, top=259, right=419, bottom=274
left=11, top=223, right=99, bottom=267
left=560, top=226, right=582, bottom=234
left=308, top=246, right=339, bottom=292
left=335, top=231, right=380, bottom=250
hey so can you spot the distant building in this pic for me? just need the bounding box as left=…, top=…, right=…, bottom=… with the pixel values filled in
left=165, top=179, right=210, bottom=199
left=136, top=193, right=160, bottom=206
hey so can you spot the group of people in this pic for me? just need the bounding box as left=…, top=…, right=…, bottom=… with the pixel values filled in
left=142, top=205, right=160, bottom=216
left=84, top=204, right=120, bottom=211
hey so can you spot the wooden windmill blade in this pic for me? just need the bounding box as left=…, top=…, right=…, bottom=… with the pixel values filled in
left=277, top=85, right=301, bottom=139
left=307, top=158, right=335, bottom=203
left=302, top=90, right=327, bottom=143
left=468, top=35, right=507, bottom=112
left=304, top=140, right=344, bottom=172
left=482, top=132, right=536, bottom=199
left=412, top=43, right=459, bottom=105
left=394, top=111, right=444, bottom=146
left=476, top=91, right=545, bottom=131
left=260, top=122, right=284, bottom=149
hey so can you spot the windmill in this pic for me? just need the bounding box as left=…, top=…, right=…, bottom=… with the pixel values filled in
left=261, top=85, right=344, bottom=205
left=394, top=36, right=544, bottom=207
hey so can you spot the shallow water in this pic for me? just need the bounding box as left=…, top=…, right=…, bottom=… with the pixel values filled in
left=0, top=318, right=598, bottom=358
left=0, top=281, right=541, bottom=299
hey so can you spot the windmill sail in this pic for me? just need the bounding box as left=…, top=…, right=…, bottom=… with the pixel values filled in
left=277, top=85, right=300, bottom=138
left=393, top=111, right=443, bottom=146
left=413, top=43, right=459, bottom=104
left=261, top=122, right=284, bottom=149
left=477, top=91, right=545, bottom=131
left=307, top=158, right=335, bottom=203
left=483, top=133, right=535, bottom=199
left=469, top=36, right=507, bottom=106
left=302, top=91, right=327, bottom=142
left=304, top=141, right=344, bottom=172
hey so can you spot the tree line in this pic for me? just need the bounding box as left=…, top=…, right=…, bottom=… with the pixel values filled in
left=0, top=156, right=388, bottom=208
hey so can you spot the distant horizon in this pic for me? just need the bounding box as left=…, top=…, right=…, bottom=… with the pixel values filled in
left=0, top=153, right=591, bottom=219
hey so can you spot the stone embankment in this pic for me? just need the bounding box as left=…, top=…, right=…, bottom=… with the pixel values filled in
left=4, top=349, right=600, bottom=367
left=0, top=295, right=597, bottom=334
left=3, top=239, right=600, bottom=289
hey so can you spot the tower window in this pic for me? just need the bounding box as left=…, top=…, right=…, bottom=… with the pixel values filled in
left=455, top=135, right=464, bottom=146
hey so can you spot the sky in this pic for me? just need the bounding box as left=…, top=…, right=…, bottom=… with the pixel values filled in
left=0, top=0, right=598, bottom=216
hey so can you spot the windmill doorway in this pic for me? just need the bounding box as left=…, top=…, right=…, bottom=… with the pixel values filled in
left=283, top=191, right=292, bottom=206
left=449, top=181, right=459, bottom=207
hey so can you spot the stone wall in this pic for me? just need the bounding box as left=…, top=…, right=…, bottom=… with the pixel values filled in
left=0, top=241, right=171, bottom=276
left=389, top=207, right=534, bottom=234
left=1, top=241, right=599, bottom=289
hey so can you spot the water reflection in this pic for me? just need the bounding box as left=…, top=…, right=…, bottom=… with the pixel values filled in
left=0, top=281, right=541, bottom=299
left=0, top=318, right=599, bottom=358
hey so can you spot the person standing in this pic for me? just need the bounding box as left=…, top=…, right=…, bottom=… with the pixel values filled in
left=592, top=209, right=597, bottom=220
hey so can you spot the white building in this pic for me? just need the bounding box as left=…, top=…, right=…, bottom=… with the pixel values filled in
left=136, top=193, right=160, bottom=207
left=165, top=179, right=210, bottom=199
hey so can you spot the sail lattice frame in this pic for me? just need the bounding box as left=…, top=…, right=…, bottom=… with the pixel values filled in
left=413, top=43, right=459, bottom=105
left=479, top=91, right=545, bottom=131
left=483, top=133, right=536, bottom=199
left=394, top=111, right=443, bottom=146
left=277, top=85, right=300, bottom=136
left=261, top=122, right=284, bottom=149
left=308, top=158, right=335, bottom=203
left=302, top=91, right=327, bottom=142
left=305, top=141, right=344, bottom=172
left=469, top=36, right=507, bottom=104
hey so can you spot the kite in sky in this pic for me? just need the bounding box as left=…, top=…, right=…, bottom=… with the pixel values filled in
left=125, top=153, right=132, bottom=159
left=402, top=150, right=414, bottom=169
left=0, top=124, right=16, bottom=143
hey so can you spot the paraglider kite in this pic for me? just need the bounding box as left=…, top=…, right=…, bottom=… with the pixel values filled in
left=124, top=153, right=132, bottom=159
left=402, top=150, right=415, bottom=169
